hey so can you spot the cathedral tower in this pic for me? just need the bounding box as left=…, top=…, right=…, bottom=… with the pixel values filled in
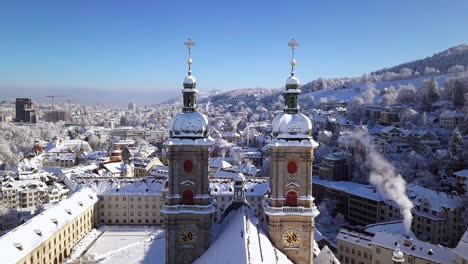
left=161, top=38, right=214, bottom=264
left=264, top=39, right=319, bottom=264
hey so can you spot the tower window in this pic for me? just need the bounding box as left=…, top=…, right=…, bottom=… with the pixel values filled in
left=183, top=160, right=193, bottom=172
left=287, top=161, right=297, bottom=174
left=286, top=191, right=297, bottom=207
left=182, top=190, right=194, bottom=205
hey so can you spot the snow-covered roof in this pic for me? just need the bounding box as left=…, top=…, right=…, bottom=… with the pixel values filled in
left=0, top=188, right=98, bottom=264
left=314, top=245, right=340, bottom=264
left=371, top=231, right=455, bottom=264
left=209, top=157, right=232, bottom=169
left=77, top=178, right=166, bottom=195
left=364, top=220, right=414, bottom=237
left=102, top=162, right=128, bottom=174
left=244, top=179, right=269, bottom=196
left=210, top=179, right=234, bottom=195
left=169, top=111, right=209, bottom=138
left=193, top=206, right=293, bottom=264
left=1, top=178, right=48, bottom=192
left=406, top=183, right=460, bottom=212
left=336, top=226, right=374, bottom=249
left=313, top=177, right=386, bottom=201
left=439, top=110, right=464, bottom=118
left=453, top=170, right=468, bottom=178
left=271, top=112, right=313, bottom=140
left=453, top=230, right=468, bottom=260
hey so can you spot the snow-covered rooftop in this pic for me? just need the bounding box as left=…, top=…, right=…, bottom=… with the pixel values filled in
left=77, top=178, right=166, bottom=195
left=453, top=230, right=468, bottom=261
left=372, top=231, right=455, bottom=264
left=0, top=188, right=98, bottom=264
left=406, top=183, right=460, bottom=212
left=453, top=169, right=468, bottom=178
left=194, top=206, right=293, bottom=264
left=313, top=177, right=386, bottom=201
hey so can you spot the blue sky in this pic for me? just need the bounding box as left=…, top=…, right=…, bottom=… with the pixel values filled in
left=0, top=0, right=467, bottom=105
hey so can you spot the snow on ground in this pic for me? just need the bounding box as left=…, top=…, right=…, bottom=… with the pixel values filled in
left=66, top=229, right=102, bottom=263
left=70, top=226, right=165, bottom=264
left=304, top=73, right=455, bottom=102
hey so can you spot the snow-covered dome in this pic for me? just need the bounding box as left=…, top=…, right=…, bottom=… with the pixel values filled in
left=170, top=111, right=209, bottom=138
left=286, top=75, right=300, bottom=89
left=271, top=112, right=312, bottom=139
left=183, top=74, right=197, bottom=89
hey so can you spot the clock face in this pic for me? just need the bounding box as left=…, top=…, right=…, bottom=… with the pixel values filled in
left=179, top=228, right=196, bottom=244
left=282, top=230, right=300, bottom=247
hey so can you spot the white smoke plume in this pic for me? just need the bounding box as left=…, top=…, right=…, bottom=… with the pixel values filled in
left=346, top=131, right=414, bottom=232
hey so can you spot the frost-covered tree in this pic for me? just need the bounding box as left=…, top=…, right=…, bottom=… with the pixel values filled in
left=454, top=80, right=467, bottom=108
left=381, top=88, right=398, bottom=107
left=447, top=65, right=465, bottom=74
left=87, top=135, right=101, bottom=151
left=316, top=198, right=346, bottom=240
left=347, top=96, right=364, bottom=122
left=423, top=67, right=440, bottom=76
left=399, top=108, right=419, bottom=127
left=421, top=77, right=440, bottom=111
left=361, top=82, right=377, bottom=103
left=397, top=84, right=418, bottom=105
left=448, top=128, right=465, bottom=174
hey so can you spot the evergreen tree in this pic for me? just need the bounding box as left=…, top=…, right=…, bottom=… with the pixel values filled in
left=422, top=77, right=439, bottom=111
left=448, top=128, right=465, bottom=174
left=454, top=80, right=467, bottom=108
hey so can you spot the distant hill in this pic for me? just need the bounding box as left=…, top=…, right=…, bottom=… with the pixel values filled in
left=372, top=44, right=468, bottom=75
left=162, top=44, right=468, bottom=106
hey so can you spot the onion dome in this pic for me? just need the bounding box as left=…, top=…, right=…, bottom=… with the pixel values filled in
left=170, top=111, right=209, bottom=138
left=271, top=38, right=312, bottom=140
left=272, top=112, right=312, bottom=139
left=170, top=38, right=209, bottom=139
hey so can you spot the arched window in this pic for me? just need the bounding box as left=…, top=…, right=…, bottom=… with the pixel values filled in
left=287, top=161, right=297, bottom=174
left=184, top=160, right=193, bottom=172
left=182, top=190, right=194, bottom=205
left=286, top=191, right=297, bottom=207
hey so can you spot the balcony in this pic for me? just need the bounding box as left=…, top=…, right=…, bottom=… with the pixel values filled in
left=263, top=199, right=320, bottom=217
left=161, top=203, right=215, bottom=215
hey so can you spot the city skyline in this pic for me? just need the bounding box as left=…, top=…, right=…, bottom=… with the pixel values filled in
left=1, top=0, right=468, bottom=105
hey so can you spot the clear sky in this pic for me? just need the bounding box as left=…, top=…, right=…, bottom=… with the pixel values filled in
left=1, top=0, right=467, bottom=105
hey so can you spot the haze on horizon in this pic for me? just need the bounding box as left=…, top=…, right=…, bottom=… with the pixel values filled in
left=1, top=0, right=467, bottom=105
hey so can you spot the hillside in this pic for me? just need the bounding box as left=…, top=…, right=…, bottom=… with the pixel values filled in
left=162, top=44, right=468, bottom=107
left=372, top=44, right=468, bottom=75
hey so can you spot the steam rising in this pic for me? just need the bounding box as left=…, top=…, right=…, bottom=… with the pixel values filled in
left=349, top=132, right=414, bottom=232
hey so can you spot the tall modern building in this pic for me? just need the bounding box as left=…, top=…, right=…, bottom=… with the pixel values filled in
left=128, top=102, right=136, bottom=112
left=264, top=39, right=320, bottom=264
left=15, top=98, right=36, bottom=123
left=161, top=38, right=215, bottom=264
